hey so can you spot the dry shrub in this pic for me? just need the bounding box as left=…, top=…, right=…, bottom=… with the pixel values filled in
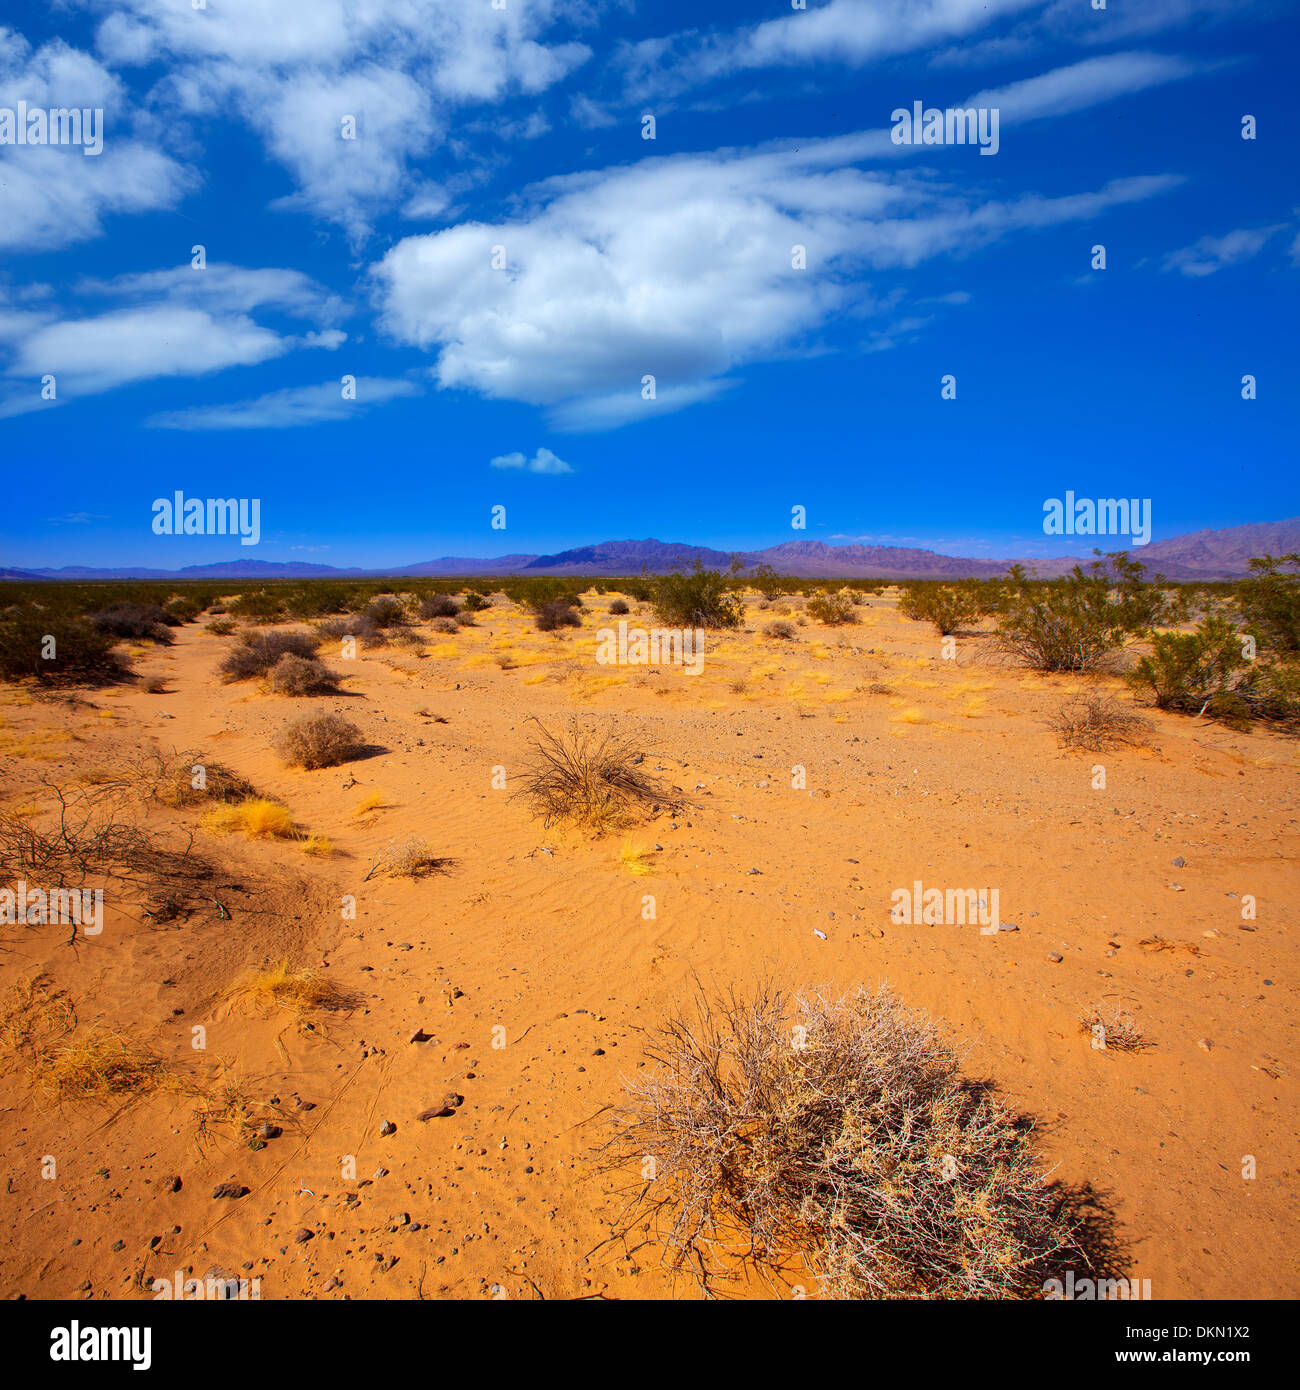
left=149, top=753, right=257, bottom=808
left=1052, top=694, right=1152, bottom=752
left=34, top=1031, right=174, bottom=1103
left=517, top=717, right=682, bottom=830
left=363, top=835, right=450, bottom=880
left=418, top=594, right=460, bottom=620
left=269, top=653, right=340, bottom=696
left=605, top=983, right=1074, bottom=1299
left=1079, top=1004, right=1151, bottom=1053
left=219, top=630, right=319, bottom=682
left=274, top=711, right=363, bottom=769
left=763, top=620, right=798, bottom=641
left=142, top=676, right=168, bottom=694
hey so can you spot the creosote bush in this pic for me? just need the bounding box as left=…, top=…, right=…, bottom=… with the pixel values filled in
left=535, top=598, right=582, bottom=632
left=274, top=710, right=364, bottom=769
left=763, top=619, right=798, bottom=641
left=995, top=556, right=1170, bottom=673
left=605, top=983, right=1075, bottom=1299
left=1127, top=615, right=1299, bottom=727
left=0, top=606, right=126, bottom=685
left=652, top=562, right=744, bottom=630
left=609, top=598, right=630, bottom=615
left=805, top=591, right=858, bottom=626
left=898, top=583, right=986, bottom=636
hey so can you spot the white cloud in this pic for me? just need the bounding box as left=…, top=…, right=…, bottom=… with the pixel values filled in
left=85, top=0, right=592, bottom=241
left=490, top=446, right=574, bottom=474
left=1163, top=225, right=1286, bottom=276
left=963, top=51, right=1202, bottom=122
left=146, top=377, right=420, bottom=430
left=619, top=0, right=1042, bottom=100
left=0, top=260, right=349, bottom=409
left=0, top=28, right=193, bottom=251
left=373, top=125, right=1180, bottom=430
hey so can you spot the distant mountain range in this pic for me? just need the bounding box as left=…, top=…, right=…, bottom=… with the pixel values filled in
left=4, top=518, right=1297, bottom=583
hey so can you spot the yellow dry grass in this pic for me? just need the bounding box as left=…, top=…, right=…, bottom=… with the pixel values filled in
left=203, top=798, right=296, bottom=839
left=34, top=1031, right=175, bottom=1103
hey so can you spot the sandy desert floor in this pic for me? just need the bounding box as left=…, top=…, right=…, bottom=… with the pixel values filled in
left=0, top=589, right=1296, bottom=1300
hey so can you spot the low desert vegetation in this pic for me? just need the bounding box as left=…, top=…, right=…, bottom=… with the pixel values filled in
left=218, top=630, right=319, bottom=682
left=147, top=752, right=257, bottom=808
left=269, top=652, right=341, bottom=696
left=1237, top=553, right=1300, bottom=654
left=202, top=798, right=296, bottom=839
left=1051, top=693, right=1153, bottom=751
left=1079, top=1004, right=1151, bottom=1053
left=609, top=598, right=630, bottom=615
left=534, top=598, right=582, bottom=632
left=0, top=606, right=126, bottom=685
left=518, top=717, right=681, bottom=830
left=898, top=582, right=988, bottom=636
left=363, top=835, right=449, bottom=880
left=418, top=593, right=460, bottom=620
left=1128, top=616, right=1300, bottom=728
left=274, top=711, right=365, bottom=769
left=762, top=620, right=798, bottom=641
left=234, top=961, right=353, bottom=1014
left=995, top=556, right=1172, bottom=673
left=605, top=983, right=1075, bottom=1298
left=652, top=562, right=744, bottom=630
left=805, top=591, right=859, bottom=626
left=34, top=1031, right=175, bottom=1103
left=89, top=603, right=178, bottom=643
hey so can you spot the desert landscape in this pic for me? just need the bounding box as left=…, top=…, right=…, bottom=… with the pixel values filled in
left=0, top=566, right=1295, bottom=1301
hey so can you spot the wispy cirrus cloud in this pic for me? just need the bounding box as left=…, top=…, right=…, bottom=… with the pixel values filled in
left=1163, top=225, right=1287, bottom=276
left=146, top=376, right=420, bottom=430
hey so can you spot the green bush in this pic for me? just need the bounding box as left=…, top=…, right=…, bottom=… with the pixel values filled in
left=805, top=591, right=859, bottom=626
left=1128, top=616, right=1297, bottom=726
left=1237, top=553, right=1300, bottom=655
left=996, top=556, right=1172, bottom=672
left=652, top=562, right=744, bottom=630
left=0, top=605, right=126, bottom=684
left=898, top=584, right=984, bottom=635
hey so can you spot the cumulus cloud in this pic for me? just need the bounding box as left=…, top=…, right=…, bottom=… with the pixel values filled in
left=1163, top=225, right=1287, bottom=276
left=490, top=446, right=574, bottom=474
left=0, top=28, right=193, bottom=251
left=372, top=123, right=1180, bottom=430
left=146, top=377, right=421, bottom=430
left=84, top=0, right=592, bottom=241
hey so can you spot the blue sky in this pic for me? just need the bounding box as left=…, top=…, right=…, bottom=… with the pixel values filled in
left=1, top=0, right=1297, bottom=569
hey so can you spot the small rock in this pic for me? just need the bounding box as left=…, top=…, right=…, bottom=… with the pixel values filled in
left=998, top=922, right=1019, bottom=932
left=211, top=1182, right=248, bottom=1200
left=257, top=1121, right=281, bottom=1140
left=379, top=1121, right=397, bottom=1136
left=812, top=929, right=827, bottom=941
left=408, top=1028, right=431, bottom=1044
left=160, top=1175, right=182, bottom=1193
left=293, top=1228, right=314, bottom=1244
left=1047, top=952, right=1063, bottom=963
left=1172, top=856, right=1185, bottom=868
left=1197, top=1038, right=1214, bottom=1052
